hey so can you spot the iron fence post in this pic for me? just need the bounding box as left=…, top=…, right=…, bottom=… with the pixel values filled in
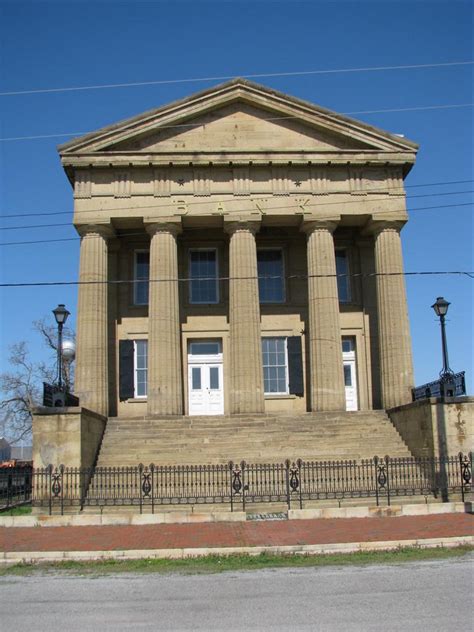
left=229, top=461, right=234, bottom=512
left=374, top=456, right=379, bottom=507
left=285, top=460, right=291, bottom=510
left=385, top=456, right=391, bottom=507
left=60, top=464, right=64, bottom=516
left=150, top=463, right=155, bottom=515
left=298, top=459, right=303, bottom=509
left=48, top=464, right=53, bottom=516
left=139, top=463, right=144, bottom=514
left=241, top=461, right=246, bottom=513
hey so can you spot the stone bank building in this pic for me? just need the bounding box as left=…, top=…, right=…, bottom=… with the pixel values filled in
left=59, top=79, right=416, bottom=422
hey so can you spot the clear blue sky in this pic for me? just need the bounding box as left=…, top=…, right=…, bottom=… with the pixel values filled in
left=0, top=0, right=473, bottom=392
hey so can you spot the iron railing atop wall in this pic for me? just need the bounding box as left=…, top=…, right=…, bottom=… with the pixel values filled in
left=22, top=453, right=473, bottom=515
left=0, top=465, right=33, bottom=510
left=412, top=371, right=466, bottom=401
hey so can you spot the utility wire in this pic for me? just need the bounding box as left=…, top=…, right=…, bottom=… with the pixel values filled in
left=2, top=103, right=473, bottom=142
left=1, top=61, right=472, bottom=96
left=1, top=190, right=473, bottom=231
left=0, top=271, right=472, bottom=289
left=0, top=201, right=472, bottom=243
left=0, top=178, right=474, bottom=219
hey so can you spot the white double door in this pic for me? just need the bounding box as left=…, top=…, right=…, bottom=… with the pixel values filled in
left=188, top=342, right=224, bottom=415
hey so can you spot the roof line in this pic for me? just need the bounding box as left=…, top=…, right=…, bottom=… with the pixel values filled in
left=57, top=78, right=419, bottom=153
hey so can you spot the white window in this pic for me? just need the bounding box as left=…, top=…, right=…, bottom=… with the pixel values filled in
left=258, top=249, right=285, bottom=303
left=134, top=251, right=149, bottom=305
left=335, top=250, right=351, bottom=303
left=189, top=249, right=219, bottom=304
left=134, top=340, right=148, bottom=398
left=262, top=337, right=288, bottom=394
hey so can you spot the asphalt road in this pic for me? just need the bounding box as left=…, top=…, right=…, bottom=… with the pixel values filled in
left=1, top=556, right=472, bottom=631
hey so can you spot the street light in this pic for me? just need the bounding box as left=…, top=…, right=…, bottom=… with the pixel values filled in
left=52, top=304, right=70, bottom=390
left=431, top=296, right=454, bottom=396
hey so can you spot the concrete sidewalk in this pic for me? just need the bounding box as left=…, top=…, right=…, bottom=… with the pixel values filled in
left=1, top=511, right=472, bottom=563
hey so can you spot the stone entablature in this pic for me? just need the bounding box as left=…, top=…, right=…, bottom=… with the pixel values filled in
left=73, top=165, right=406, bottom=199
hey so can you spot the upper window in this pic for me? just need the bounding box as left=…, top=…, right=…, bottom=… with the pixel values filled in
left=262, top=337, right=288, bottom=394
left=189, top=249, right=219, bottom=304
left=258, top=249, right=285, bottom=303
left=335, top=250, right=351, bottom=303
left=134, top=251, right=150, bottom=305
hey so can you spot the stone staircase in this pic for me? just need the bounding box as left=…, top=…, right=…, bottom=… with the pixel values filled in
left=94, top=411, right=413, bottom=467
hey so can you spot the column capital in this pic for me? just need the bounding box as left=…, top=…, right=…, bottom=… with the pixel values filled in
left=363, top=219, right=406, bottom=237
left=224, top=219, right=261, bottom=236
left=145, top=219, right=182, bottom=238
left=301, top=218, right=339, bottom=236
left=76, top=223, right=115, bottom=239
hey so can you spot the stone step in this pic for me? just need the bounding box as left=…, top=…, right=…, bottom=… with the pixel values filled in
left=94, top=411, right=412, bottom=471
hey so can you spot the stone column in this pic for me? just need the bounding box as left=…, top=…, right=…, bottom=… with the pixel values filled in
left=75, top=224, right=114, bottom=417
left=303, top=220, right=346, bottom=411
left=372, top=221, right=414, bottom=409
left=146, top=221, right=183, bottom=416
left=225, top=221, right=265, bottom=413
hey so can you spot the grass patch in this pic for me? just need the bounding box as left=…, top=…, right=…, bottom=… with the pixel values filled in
left=0, top=505, right=32, bottom=516
left=1, top=545, right=472, bottom=577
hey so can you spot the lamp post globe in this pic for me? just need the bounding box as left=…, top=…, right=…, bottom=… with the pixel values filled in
left=61, top=339, right=76, bottom=363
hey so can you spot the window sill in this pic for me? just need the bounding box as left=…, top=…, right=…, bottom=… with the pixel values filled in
left=264, top=394, right=297, bottom=400
left=126, top=397, right=147, bottom=403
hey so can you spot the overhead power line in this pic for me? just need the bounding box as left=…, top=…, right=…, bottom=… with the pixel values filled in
left=1, top=61, right=472, bottom=97
left=2, top=103, right=473, bottom=142
left=0, top=271, right=472, bottom=289
left=1, top=189, right=473, bottom=230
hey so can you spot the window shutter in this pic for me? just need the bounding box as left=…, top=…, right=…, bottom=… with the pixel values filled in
left=287, top=336, right=304, bottom=396
left=119, top=340, right=135, bottom=401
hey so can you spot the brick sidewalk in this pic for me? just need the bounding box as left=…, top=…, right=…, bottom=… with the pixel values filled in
left=1, top=514, right=473, bottom=554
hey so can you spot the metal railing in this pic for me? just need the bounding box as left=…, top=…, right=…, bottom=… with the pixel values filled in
left=26, top=453, right=472, bottom=515
left=0, top=466, right=33, bottom=510
left=412, top=371, right=466, bottom=401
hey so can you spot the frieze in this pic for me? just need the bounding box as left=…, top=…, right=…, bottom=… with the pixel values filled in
left=83, top=165, right=401, bottom=199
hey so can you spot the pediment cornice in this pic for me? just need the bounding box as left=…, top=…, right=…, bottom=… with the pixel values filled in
left=58, top=79, right=418, bottom=164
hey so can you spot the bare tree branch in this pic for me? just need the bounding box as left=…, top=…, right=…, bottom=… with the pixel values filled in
left=0, top=317, right=75, bottom=445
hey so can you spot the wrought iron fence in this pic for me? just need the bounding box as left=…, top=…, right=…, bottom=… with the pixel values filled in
left=27, top=453, right=472, bottom=515
left=412, top=371, right=466, bottom=401
left=0, top=466, right=33, bottom=510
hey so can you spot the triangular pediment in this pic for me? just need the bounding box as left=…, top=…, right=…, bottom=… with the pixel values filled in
left=59, top=79, right=418, bottom=156
left=107, top=102, right=373, bottom=153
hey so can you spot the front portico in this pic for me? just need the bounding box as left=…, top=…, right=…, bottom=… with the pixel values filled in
left=60, top=78, right=417, bottom=419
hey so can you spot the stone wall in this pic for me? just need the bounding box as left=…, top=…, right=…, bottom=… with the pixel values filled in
left=388, top=397, right=473, bottom=459
left=32, top=407, right=106, bottom=469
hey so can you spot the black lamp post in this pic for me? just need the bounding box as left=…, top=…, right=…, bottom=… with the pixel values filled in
left=431, top=296, right=456, bottom=397
left=52, top=304, right=70, bottom=390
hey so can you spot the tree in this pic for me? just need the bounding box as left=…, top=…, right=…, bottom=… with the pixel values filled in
left=0, top=319, right=75, bottom=444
